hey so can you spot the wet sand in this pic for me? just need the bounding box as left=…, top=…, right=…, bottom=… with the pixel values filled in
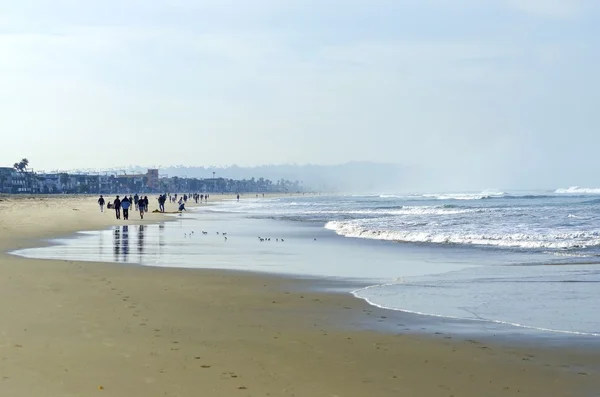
left=0, top=195, right=599, bottom=396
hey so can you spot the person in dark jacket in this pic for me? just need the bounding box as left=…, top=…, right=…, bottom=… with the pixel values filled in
left=139, top=196, right=145, bottom=219
left=98, top=195, right=105, bottom=212
left=113, top=196, right=121, bottom=220
left=158, top=194, right=166, bottom=213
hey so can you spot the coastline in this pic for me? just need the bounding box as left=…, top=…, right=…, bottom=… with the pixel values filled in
left=1, top=195, right=599, bottom=396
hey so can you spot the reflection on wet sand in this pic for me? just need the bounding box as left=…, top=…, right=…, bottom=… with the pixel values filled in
left=158, top=223, right=165, bottom=254
left=113, top=228, right=120, bottom=262
left=122, top=225, right=129, bottom=262
left=138, top=225, right=145, bottom=255
left=112, top=225, right=142, bottom=262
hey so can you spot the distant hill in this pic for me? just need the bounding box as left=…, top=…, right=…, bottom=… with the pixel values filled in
left=121, top=162, right=413, bottom=193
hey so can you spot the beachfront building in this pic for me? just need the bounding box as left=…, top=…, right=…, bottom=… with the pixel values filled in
left=146, top=169, right=159, bottom=190
left=36, top=173, right=62, bottom=194
left=0, top=167, right=34, bottom=194
left=1, top=164, right=305, bottom=195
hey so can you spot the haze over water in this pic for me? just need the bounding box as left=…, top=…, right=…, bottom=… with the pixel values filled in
left=13, top=189, right=600, bottom=337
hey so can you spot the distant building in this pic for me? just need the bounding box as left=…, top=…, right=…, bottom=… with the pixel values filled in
left=146, top=169, right=159, bottom=190
left=0, top=165, right=299, bottom=194
left=36, top=173, right=62, bottom=194
left=0, top=167, right=32, bottom=193
left=0, top=167, right=14, bottom=193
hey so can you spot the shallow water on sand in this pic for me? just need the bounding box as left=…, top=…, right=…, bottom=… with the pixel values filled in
left=11, top=207, right=600, bottom=338
left=13, top=211, right=491, bottom=279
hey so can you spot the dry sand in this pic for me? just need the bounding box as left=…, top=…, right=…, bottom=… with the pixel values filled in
left=0, top=195, right=599, bottom=396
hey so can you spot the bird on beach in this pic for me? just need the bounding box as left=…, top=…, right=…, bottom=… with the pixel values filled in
left=202, top=231, right=208, bottom=235
left=314, top=238, right=317, bottom=241
left=222, top=233, right=227, bottom=236
left=281, top=239, right=284, bottom=242
left=224, top=236, right=228, bottom=241
left=216, top=232, right=219, bottom=235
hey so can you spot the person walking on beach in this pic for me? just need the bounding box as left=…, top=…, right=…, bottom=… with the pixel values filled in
left=143, top=196, right=149, bottom=213
left=237, top=194, right=240, bottom=202
left=138, top=197, right=145, bottom=219
left=134, top=194, right=139, bottom=211
left=158, top=194, right=165, bottom=213
left=98, top=195, right=105, bottom=212
left=121, top=196, right=131, bottom=220
left=113, top=196, right=122, bottom=220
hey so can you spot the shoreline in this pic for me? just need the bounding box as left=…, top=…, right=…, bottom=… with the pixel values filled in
left=1, top=195, right=600, bottom=396
left=9, top=197, right=600, bottom=342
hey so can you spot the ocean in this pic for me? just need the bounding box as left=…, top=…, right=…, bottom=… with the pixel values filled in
left=12, top=188, right=600, bottom=337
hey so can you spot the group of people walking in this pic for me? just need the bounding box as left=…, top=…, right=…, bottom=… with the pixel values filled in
left=98, top=194, right=149, bottom=220
left=98, top=192, right=211, bottom=220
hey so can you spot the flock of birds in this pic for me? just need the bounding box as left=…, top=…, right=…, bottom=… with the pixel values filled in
left=257, top=237, right=283, bottom=242
left=182, top=230, right=317, bottom=243
left=183, top=231, right=229, bottom=241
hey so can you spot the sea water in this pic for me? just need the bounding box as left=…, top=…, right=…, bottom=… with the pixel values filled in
left=11, top=188, right=600, bottom=336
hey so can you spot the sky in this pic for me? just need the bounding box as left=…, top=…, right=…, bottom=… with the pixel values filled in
left=1, top=0, right=599, bottom=189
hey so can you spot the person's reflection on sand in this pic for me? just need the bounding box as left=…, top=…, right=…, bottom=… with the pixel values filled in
left=114, top=228, right=121, bottom=262
left=138, top=225, right=145, bottom=255
left=122, top=225, right=129, bottom=262
left=158, top=223, right=165, bottom=253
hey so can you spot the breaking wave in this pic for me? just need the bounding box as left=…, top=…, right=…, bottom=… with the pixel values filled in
left=556, top=186, right=600, bottom=194
left=325, top=220, right=600, bottom=250
left=422, top=191, right=506, bottom=200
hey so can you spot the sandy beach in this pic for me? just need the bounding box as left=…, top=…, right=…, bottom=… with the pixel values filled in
left=1, top=195, right=599, bottom=397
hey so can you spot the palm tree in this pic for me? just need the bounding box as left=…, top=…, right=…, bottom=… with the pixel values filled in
left=13, top=158, right=29, bottom=173
left=13, top=158, right=31, bottom=193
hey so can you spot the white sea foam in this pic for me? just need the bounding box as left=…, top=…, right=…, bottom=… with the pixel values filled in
left=325, top=220, right=600, bottom=249
left=555, top=186, right=600, bottom=194
left=316, top=207, right=475, bottom=216
left=422, top=191, right=506, bottom=200
left=547, top=251, right=593, bottom=258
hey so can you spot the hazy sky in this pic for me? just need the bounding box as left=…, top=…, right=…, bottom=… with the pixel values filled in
left=1, top=1, right=598, bottom=188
